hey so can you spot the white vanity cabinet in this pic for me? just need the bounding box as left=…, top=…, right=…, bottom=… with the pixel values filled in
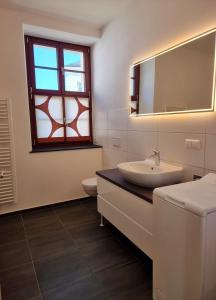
left=97, top=175, right=153, bottom=259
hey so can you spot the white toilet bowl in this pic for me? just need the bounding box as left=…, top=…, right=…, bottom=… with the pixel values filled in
left=82, top=177, right=97, bottom=197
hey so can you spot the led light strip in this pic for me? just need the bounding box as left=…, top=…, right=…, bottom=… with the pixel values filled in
left=129, top=28, right=216, bottom=117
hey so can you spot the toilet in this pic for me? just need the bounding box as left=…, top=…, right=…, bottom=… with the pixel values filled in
left=82, top=177, right=97, bottom=197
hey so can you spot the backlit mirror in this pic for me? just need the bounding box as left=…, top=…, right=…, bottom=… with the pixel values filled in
left=130, top=30, right=216, bottom=115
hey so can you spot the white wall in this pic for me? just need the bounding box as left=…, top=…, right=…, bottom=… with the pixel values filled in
left=92, top=0, right=216, bottom=181
left=0, top=7, right=102, bottom=214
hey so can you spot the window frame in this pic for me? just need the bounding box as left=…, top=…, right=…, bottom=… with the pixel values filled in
left=25, top=35, right=93, bottom=150
left=130, top=65, right=140, bottom=114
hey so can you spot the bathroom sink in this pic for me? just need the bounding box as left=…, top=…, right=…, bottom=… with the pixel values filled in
left=117, top=160, right=183, bottom=188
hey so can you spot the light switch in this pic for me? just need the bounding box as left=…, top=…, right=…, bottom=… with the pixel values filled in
left=185, top=139, right=201, bottom=150
left=112, top=137, right=121, bottom=148
left=191, top=139, right=201, bottom=150
left=185, top=139, right=192, bottom=149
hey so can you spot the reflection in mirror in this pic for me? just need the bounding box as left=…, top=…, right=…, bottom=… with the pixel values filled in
left=130, top=30, right=216, bottom=115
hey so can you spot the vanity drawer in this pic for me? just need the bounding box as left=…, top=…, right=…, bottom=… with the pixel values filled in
left=97, top=176, right=153, bottom=233
left=98, top=195, right=153, bottom=259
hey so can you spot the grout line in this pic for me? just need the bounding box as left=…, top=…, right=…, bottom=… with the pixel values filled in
left=127, top=129, right=206, bottom=134
left=51, top=203, right=118, bottom=275
left=22, top=201, right=149, bottom=298
left=0, top=238, right=26, bottom=248
left=52, top=204, right=99, bottom=244
left=52, top=207, right=70, bottom=232
left=20, top=215, right=43, bottom=299
left=127, top=126, right=207, bottom=134
left=51, top=206, right=90, bottom=252
left=203, top=132, right=207, bottom=172
left=161, top=159, right=204, bottom=170
left=0, top=261, right=33, bottom=274
left=21, top=209, right=78, bottom=264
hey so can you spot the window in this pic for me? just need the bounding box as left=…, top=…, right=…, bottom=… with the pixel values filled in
left=25, top=36, right=92, bottom=150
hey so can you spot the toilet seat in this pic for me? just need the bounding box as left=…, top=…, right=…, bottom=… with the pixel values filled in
left=82, top=177, right=97, bottom=189
left=82, top=177, right=97, bottom=197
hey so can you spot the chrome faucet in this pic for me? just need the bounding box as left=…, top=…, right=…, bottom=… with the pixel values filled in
left=149, top=150, right=160, bottom=166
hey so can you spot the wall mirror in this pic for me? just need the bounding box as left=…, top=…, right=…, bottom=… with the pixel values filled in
left=130, top=30, right=216, bottom=115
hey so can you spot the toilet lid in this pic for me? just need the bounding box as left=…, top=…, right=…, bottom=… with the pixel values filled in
left=82, top=177, right=97, bottom=188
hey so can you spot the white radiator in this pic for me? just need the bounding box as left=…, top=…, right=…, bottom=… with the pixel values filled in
left=0, top=98, right=16, bottom=204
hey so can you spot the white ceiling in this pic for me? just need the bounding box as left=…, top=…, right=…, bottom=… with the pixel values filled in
left=2, top=0, right=132, bottom=28
left=23, top=24, right=100, bottom=45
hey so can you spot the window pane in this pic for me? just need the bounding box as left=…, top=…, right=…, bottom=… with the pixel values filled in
left=131, top=101, right=137, bottom=112
left=35, top=68, right=59, bottom=90
left=64, top=72, right=85, bottom=92
left=78, top=98, right=89, bottom=107
left=65, top=97, right=90, bottom=138
left=33, top=45, right=57, bottom=68
left=52, top=127, right=64, bottom=138
left=35, top=109, right=52, bottom=138
left=35, top=95, right=47, bottom=106
left=35, top=96, right=64, bottom=139
left=48, top=97, right=64, bottom=124
left=65, top=97, right=78, bottom=124
left=130, top=67, right=135, bottom=78
left=66, top=127, right=78, bottom=137
left=130, top=79, right=134, bottom=96
left=63, top=50, right=84, bottom=71
left=77, top=110, right=90, bottom=136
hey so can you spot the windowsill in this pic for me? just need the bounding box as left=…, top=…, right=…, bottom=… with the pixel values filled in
left=30, top=144, right=102, bottom=153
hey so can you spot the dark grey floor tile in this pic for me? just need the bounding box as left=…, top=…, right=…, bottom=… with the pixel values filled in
left=22, top=208, right=63, bottom=237
left=107, top=225, right=153, bottom=266
left=106, top=222, right=130, bottom=243
left=34, top=250, right=91, bottom=292
left=96, top=262, right=152, bottom=298
left=67, top=222, right=112, bottom=247
left=0, top=263, right=40, bottom=300
left=0, top=202, right=153, bottom=299
left=42, top=276, right=109, bottom=300
left=0, top=240, right=31, bottom=271
left=111, top=287, right=152, bottom=300
left=0, top=214, right=25, bottom=246
left=80, top=237, right=136, bottom=272
left=55, top=204, right=99, bottom=227
left=28, top=229, right=76, bottom=261
left=82, top=197, right=97, bottom=211
left=114, top=231, right=153, bottom=264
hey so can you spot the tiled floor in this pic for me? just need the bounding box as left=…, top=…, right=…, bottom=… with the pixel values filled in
left=0, top=198, right=152, bottom=300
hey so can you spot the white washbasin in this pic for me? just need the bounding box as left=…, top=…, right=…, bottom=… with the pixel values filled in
left=117, top=160, right=183, bottom=188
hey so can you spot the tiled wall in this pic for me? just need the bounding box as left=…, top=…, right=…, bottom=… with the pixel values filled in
left=93, top=108, right=216, bottom=182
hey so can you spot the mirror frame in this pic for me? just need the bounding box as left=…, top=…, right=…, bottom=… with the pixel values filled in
left=129, top=28, right=216, bottom=116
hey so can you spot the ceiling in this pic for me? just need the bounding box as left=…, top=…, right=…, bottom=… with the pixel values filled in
left=1, top=0, right=132, bottom=28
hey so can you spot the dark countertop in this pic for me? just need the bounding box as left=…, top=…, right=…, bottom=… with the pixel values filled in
left=96, top=168, right=153, bottom=204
